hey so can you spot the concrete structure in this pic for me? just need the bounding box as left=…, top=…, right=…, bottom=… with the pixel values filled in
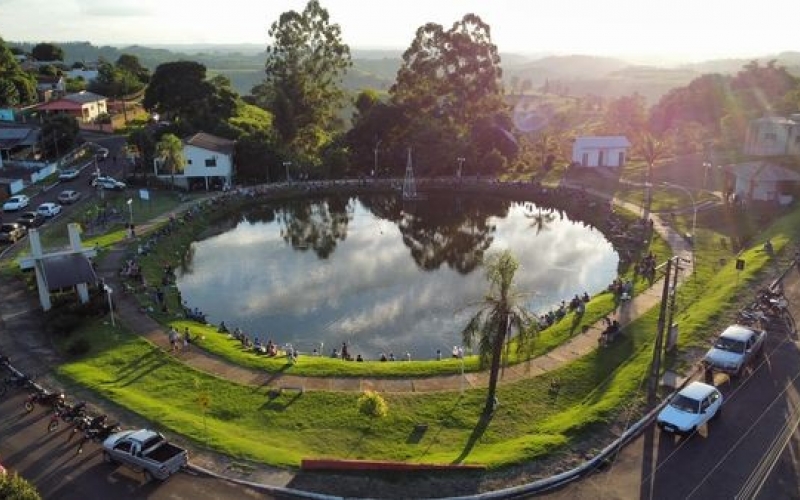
left=724, top=161, right=800, bottom=203
left=744, top=115, right=800, bottom=157
left=154, top=132, right=235, bottom=190
left=572, top=136, right=630, bottom=168
left=34, top=90, right=108, bottom=123
left=21, top=223, right=98, bottom=311
left=35, top=75, right=66, bottom=97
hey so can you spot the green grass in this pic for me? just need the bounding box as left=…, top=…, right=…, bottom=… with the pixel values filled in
left=50, top=185, right=800, bottom=469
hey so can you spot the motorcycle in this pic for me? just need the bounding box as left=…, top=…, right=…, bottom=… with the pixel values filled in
left=47, top=401, right=87, bottom=432
left=68, top=414, right=107, bottom=441
left=24, top=390, right=65, bottom=413
left=76, top=421, right=120, bottom=454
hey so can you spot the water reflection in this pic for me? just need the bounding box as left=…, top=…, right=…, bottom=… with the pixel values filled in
left=176, top=194, right=618, bottom=359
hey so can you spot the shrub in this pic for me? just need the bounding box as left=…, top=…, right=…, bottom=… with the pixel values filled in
left=357, top=390, right=388, bottom=418
left=0, top=472, right=42, bottom=500
left=66, top=338, right=91, bottom=357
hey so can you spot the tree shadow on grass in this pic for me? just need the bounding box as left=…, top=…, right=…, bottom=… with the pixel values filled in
left=451, top=408, right=494, bottom=465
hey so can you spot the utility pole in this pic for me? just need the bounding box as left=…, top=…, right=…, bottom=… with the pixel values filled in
left=664, top=257, right=682, bottom=352
left=648, top=257, right=673, bottom=405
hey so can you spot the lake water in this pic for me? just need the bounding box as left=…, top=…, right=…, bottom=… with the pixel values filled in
left=176, top=193, right=618, bottom=360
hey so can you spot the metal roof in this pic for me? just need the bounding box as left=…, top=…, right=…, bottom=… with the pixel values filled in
left=185, top=132, right=235, bottom=155
left=39, top=253, right=97, bottom=291
left=724, top=162, right=800, bottom=183
left=574, top=136, right=631, bottom=149
left=0, top=127, right=39, bottom=149
left=63, top=91, right=107, bottom=104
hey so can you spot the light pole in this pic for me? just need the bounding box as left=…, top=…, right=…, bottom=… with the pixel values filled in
left=126, top=198, right=133, bottom=226
left=374, top=140, right=381, bottom=178
left=103, top=284, right=115, bottom=327
left=283, top=161, right=292, bottom=183
left=456, top=157, right=465, bottom=181
left=702, top=161, right=712, bottom=189
left=661, top=182, right=697, bottom=261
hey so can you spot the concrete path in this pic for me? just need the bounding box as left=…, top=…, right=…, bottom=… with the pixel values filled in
left=95, top=186, right=697, bottom=393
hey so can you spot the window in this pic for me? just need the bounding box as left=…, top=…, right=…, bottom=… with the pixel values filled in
left=187, top=159, right=193, bottom=165
left=205, top=157, right=217, bottom=167
left=764, top=132, right=777, bottom=142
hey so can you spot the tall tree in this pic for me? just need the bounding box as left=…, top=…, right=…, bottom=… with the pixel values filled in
left=116, top=53, right=150, bottom=84
left=258, top=0, right=352, bottom=160
left=144, top=61, right=210, bottom=124
left=390, top=14, right=510, bottom=172
left=461, top=250, right=537, bottom=416
left=155, top=133, right=186, bottom=189
left=0, top=37, right=36, bottom=106
left=31, top=42, right=64, bottom=61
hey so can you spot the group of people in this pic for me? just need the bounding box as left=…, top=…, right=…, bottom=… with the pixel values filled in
left=168, top=326, right=193, bottom=352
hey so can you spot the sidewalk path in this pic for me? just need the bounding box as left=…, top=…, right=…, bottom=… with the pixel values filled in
left=97, top=186, right=699, bottom=393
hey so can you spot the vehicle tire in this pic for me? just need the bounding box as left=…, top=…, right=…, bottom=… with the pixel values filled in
left=143, top=470, right=153, bottom=483
left=24, top=400, right=34, bottom=412
left=712, top=406, right=722, bottom=420
left=48, top=420, right=59, bottom=432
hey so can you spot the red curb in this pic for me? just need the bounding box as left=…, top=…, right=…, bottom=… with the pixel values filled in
left=300, top=458, right=486, bottom=472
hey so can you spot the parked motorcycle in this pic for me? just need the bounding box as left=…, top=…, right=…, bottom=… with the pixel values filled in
left=24, top=390, right=65, bottom=413
left=68, top=414, right=107, bottom=441
left=47, top=401, right=87, bottom=432
left=76, top=422, right=120, bottom=454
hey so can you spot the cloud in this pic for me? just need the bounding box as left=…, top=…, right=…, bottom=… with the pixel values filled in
left=77, top=0, right=156, bottom=17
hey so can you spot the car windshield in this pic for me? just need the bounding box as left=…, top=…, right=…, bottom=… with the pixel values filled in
left=714, top=337, right=746, bottom=353
left=669, top=394, right=701, bottom=414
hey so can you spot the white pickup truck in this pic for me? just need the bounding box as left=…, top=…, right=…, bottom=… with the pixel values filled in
left=102, top=429, right=188, bottom=481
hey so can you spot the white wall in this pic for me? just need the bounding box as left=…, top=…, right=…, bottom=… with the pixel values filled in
left=572, top=146, right=627, bottom=167
left=183, top=144, right=233, bottom=182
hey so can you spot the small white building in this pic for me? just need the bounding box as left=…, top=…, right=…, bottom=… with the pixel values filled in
left=744, top=115, right=800, bottom=156
left=572, top=136, right=630, bottom=168
left=155, top=132, right=235, bottom=190
left=724, top=161, right=800, bottom=204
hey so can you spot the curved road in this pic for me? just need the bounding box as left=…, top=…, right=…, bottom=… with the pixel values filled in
left=540, top=266, right=800, bottom=500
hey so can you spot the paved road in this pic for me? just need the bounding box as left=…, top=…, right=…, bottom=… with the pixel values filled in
left=540, top=265, right=800, bottom=500
left=0, top=391, right=276, bottom=500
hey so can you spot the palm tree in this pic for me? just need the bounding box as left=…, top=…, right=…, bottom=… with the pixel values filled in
left=155, top=133, right=185, bottom=190
left=461, top=250, right=537, bottom=416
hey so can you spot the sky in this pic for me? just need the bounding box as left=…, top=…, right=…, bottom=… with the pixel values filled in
left=0, top=0, right=797, bottom=63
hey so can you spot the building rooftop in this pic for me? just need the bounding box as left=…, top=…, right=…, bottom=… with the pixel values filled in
left=185, top=132, right=235, bottom=155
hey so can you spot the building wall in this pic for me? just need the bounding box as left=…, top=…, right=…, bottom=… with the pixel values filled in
left=744, top=120, right=796, bottom=156
left=572, top=146, right=627, bottom=167
left=183, top=144, right=233, bottom=181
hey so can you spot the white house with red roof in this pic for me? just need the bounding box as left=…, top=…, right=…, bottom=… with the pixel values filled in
left=572, top=136, right=630, bottom=168
left=34, top=91, right=107, bottom=123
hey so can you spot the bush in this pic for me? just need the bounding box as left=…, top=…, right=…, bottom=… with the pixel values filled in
left=0, top=472, right=42, bottom=500
left=357, top=390, right=388, bottom=418
left=45, top=312, right=83, bottom=336
left=66, top=338, right=91, bottom=357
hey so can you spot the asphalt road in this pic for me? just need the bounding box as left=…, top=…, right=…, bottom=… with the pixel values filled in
left=540, top=265, right=800, bottom=500
left=0, top=390, right=276, bottom=500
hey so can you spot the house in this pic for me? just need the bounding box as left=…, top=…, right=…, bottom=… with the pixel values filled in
left=154, top=132, right=235, bottom=190
left=34, top=90, right=108, bottom=123
left=572, top=136, right=630, bottom=168
left=35, top=75, right=66, bottom=99
left=723, top=161, right=800, bottom=204
left=65, top=68, right=99, bottom=83
left=0, top=125, right=40, bottom=170
left=744, top=115, right=800, bottom=156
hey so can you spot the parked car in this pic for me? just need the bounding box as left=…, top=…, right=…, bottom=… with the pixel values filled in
left=92, top=177, right=126, bottom=190
left=2, top=195, right=30, bottom=212
left=57, top=190, right=82, bottom=204
left=58, top=169, right=80, bottom=181
left=16, top=211, right=45, bottom=228
left=0, top=222, right=27, bottom=243
left=37, top=202, right=62, bottom=218
left=703, top=324, right=766, bottom=377
left=656, top=381, right=723, bottom=436
left=103, top=429, right=188, bottom=481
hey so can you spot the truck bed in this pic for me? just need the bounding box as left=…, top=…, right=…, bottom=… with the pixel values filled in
left=145, top=442, right=185, bottom=463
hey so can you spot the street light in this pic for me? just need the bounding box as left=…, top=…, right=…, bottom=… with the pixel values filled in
left=283, top=161, right=292, bottom=183
left=126, top=198, right=133, bottom=226
left=374, top=140, right=382, bottom=178
left=103, top=284, right=115, bottom=327
left=702, top=161, right=712, bottom=189
left=661, top=181, right=697, bottom=261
